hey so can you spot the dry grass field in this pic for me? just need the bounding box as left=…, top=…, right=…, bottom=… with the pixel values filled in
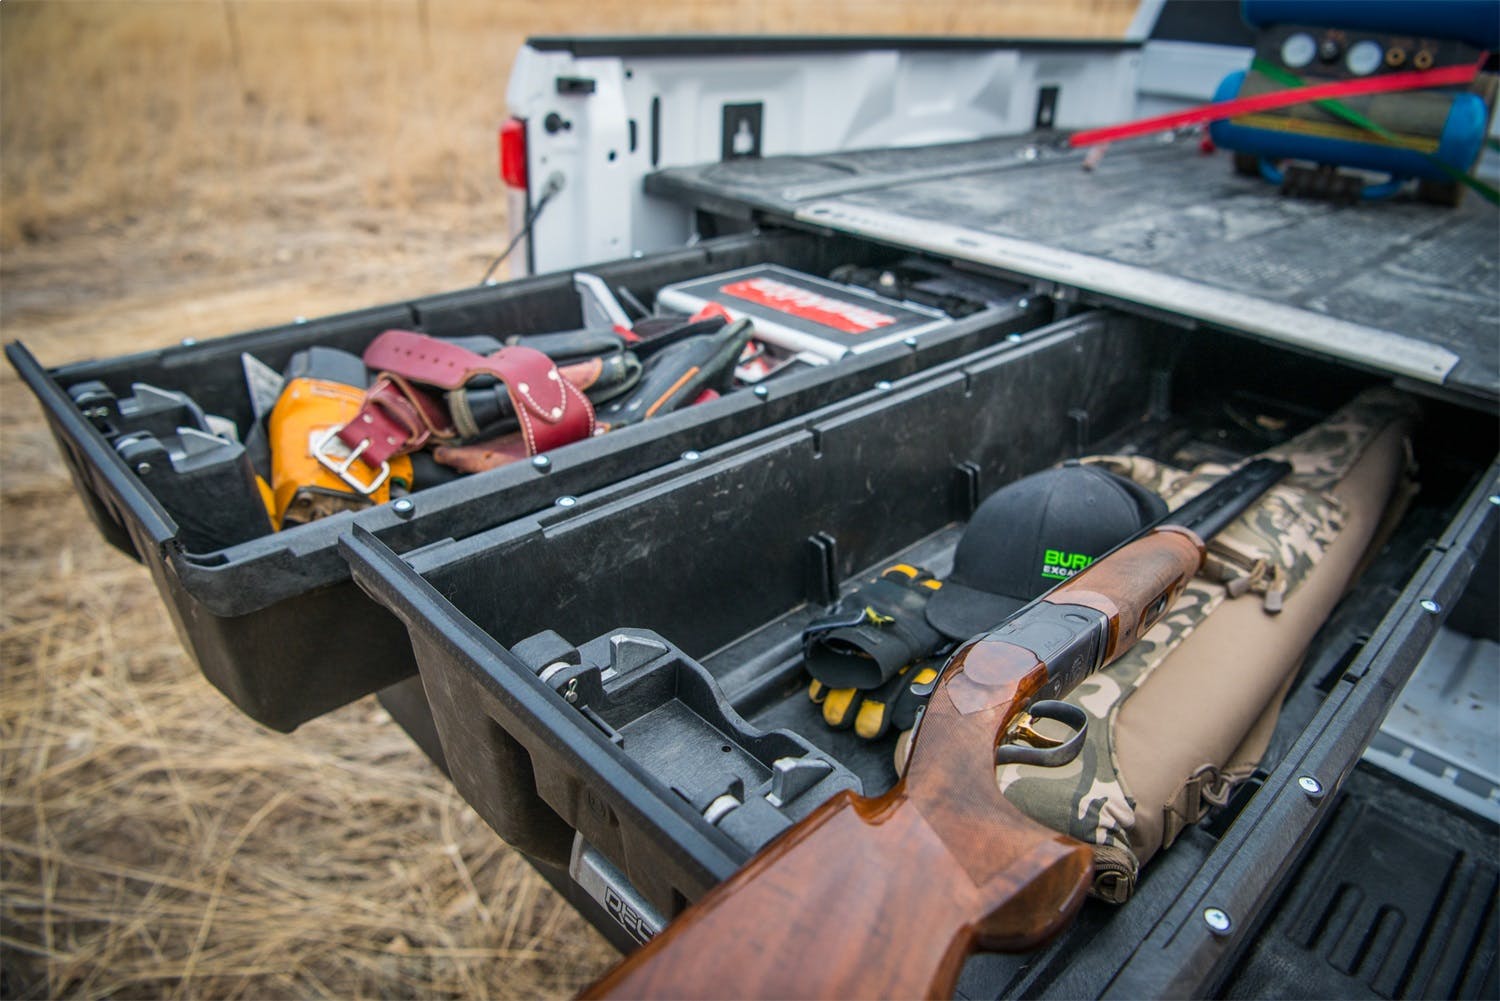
left=1, top=2, right=1133, bottom=996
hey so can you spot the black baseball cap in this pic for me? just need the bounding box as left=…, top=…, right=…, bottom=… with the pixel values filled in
left=925, top=462, right=1167, bottom=641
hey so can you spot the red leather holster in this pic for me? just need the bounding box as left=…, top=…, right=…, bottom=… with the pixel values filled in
left=335, top=329, right=596, bottom=472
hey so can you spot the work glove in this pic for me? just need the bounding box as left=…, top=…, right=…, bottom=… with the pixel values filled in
left=809, top=657, right=943, bottom=741
left=802, top=564, right=949, bottom=740
left=803, top=564, right=947, bottom=688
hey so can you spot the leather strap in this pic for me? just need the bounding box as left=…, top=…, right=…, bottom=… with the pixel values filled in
left=337, top=373, right=455, bottom=468
left=432, top=435, right=531, bottom=474
left=340, top=329, right=595, bottom=467
left=446, top=357, right=609, bottom=440
left=562, top=357, right=606, bottom=392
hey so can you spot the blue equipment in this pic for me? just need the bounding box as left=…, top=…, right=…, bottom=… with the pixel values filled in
left=1209, top=0, right=1497, bottom=203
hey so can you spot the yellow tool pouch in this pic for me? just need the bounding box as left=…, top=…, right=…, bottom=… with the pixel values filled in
left=268, top=377, right=413, bottom=528
left=994, top=387, right=1420, bottom=903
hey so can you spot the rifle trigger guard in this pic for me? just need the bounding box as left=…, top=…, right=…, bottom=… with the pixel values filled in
left=995, top=700, right=1088, bottom=768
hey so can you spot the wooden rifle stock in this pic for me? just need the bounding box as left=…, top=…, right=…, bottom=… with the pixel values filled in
left=585, top=525, right=1209, bottom=1000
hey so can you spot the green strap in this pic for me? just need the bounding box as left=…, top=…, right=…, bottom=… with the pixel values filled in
left=1248, top=57, right=1498, bottom=205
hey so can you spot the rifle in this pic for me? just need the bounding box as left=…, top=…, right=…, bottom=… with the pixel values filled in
left=584, top=457, right=1292, bottom=1000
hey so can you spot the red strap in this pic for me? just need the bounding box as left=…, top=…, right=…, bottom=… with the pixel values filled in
left=341, top=329, right=595, bottom=467
left=337, top=374, right=453, bottom=468
left=1069, top=57, right=1484, bottom=148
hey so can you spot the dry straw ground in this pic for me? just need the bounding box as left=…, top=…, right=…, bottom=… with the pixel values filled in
left=1, top=2, right=1133, bottom=997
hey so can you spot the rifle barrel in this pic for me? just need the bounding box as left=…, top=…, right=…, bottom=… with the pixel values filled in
left=1159, top=457, right=1293, bottom=542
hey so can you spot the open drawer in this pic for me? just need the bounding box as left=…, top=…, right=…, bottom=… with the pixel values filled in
left=343, top=305, right=1497, bottom=995
left=6, top=230, right=1043, bottom=731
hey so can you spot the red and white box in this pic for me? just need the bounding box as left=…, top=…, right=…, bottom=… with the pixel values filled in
left=656, top=264, right=951, bottom=362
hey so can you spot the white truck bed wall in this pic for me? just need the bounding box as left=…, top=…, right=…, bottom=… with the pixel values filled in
left=506, top=40, right=1147, bottom=274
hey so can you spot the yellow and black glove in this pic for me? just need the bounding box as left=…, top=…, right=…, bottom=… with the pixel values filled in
left=802, top=565, right=950, bottom=740
left=809, top=656, right=942, bottom=741
left=803, top=564, right=946, bottom=687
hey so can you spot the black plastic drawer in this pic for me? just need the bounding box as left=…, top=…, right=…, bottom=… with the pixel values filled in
left=7, top=230, right=1042, bottom=731
left=341, top=307, right=1497, bottom=995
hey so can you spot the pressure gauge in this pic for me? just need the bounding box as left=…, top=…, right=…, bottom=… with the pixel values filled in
left=1346, top=39, right=1384, bottom=76
left=1281, top=32, right=1317, bottom=69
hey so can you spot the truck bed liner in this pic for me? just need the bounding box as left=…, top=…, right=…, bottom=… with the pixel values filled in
left=648, top=135, right=1500, bottom=400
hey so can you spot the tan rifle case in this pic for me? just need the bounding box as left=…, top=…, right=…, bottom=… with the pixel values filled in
left=995, top=386, right=1420, bottom=902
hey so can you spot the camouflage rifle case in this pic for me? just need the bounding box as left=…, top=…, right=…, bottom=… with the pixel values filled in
left=996, top=386, right=1420, bottom=902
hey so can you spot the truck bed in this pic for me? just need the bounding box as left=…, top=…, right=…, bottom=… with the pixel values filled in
left=648, top=134, right=1500, bottom=403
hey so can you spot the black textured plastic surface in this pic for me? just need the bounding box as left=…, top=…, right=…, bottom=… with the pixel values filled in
left=1223, top=767, right=1499, bottom=1000
left=375, top=675, right=449, bottom=776
left=6, top=230, right=1038, bottom=731
left=648, top=136, right=1500, bottom=400
left=343, top=313, right=1499, bottom=995
left=516, top=628, right=860, bottom=916
left=404, top=314, right=1157, bottom=667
